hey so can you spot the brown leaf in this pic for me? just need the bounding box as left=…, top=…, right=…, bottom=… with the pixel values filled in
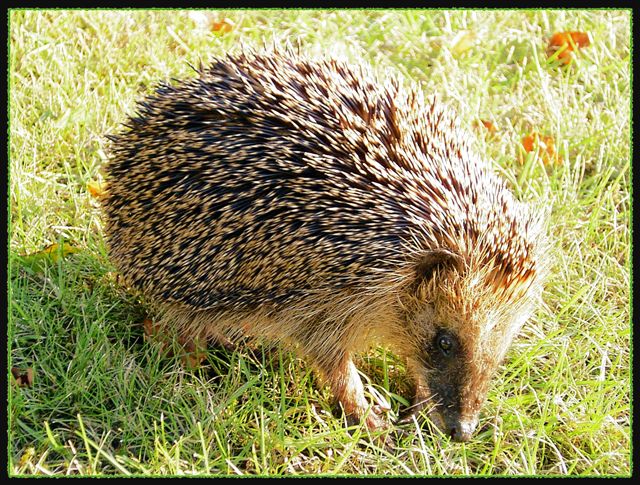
left=142, top=317, right=207, bottom=368
left=521, top=134, right=535, bottom=153
left=180, top=337, right=207, bottom=369
left=12, top=367, right=34, bottom=387
left=143, top=317, right=163, bottom=341
left=189, top=12, right=235, bottom=34
left=142, top=317, right=172, bottom=357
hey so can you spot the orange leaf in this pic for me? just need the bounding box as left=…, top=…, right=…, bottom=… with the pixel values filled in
left=549, top=31, right=590, bottom=49
left=556, top=49, right=574, bottom=65
left=87, top=180, right=107, bottom=198
left=570, top=32, right=590, bottom=48
left=212, top=18, right=235, bottom=33
left=520, top=132, right=561, bottom=166
left=474, top=119, right=497, bottom=135
left=142, top=317, right=171, bottom=354
left=521, top=134, right=535, bottom=153
left=142, top=317, right=207, bottom=367
left=547, top=31, right=590, bottom=64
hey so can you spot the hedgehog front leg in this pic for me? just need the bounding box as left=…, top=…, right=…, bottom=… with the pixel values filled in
left=318, top=356, right=388, bottom=432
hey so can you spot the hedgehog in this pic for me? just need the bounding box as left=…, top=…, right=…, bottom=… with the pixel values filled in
left=102, top=47, right=548, bottom=442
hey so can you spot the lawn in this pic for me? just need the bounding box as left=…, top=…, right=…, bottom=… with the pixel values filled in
left=8, top=9, right=631, bottom=476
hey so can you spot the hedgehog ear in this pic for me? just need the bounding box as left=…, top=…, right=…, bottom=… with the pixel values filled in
left=414, top=249, right=464, bottom=285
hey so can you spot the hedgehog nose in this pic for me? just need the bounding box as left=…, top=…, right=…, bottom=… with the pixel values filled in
left=449, top=420, right=476, bottom=442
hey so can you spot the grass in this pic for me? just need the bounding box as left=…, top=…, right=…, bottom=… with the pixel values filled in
left=8, top=9, right=631, bottom=476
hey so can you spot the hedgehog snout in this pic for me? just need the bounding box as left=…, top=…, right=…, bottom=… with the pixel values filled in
left=425, top=404, right=478, bottom=442
left=443, top=414, right=478, bottom=442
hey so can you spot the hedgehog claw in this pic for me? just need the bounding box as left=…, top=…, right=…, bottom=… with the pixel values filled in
left=363, top=405, right=389, bottom=431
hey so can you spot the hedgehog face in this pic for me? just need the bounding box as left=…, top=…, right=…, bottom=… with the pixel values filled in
left=421, top=326, right=480, bottom=442
left=409, top=309, right=486, bottom=441
left=407, top=250, right=542, bottom=442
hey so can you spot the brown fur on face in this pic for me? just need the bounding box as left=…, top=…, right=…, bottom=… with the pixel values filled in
left=397, top=245, right=546, bottom=441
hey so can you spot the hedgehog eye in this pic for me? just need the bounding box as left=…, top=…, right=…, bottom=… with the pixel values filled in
left=437, top=333, right=453, bottom=356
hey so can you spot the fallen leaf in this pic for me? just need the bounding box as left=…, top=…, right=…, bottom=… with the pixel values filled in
left=143, top=317, right=207, bottom=368
left=180, top=337, right=207, bottom=369
left=143, top=318, right=170, bottom=359
left=143, top=317, right=163, bottom=341
left=549, top=31, right=590, bottom=49
left=87, top=180, right=107, bottom=198
left=18, top=447, right=35, bottom=468
left=547, top=31, right=590, bottom=65
left=19, top=242, right=81, bottom=271
left=11, top=367, right=34, bottom=387
left=521, top=134, right=535, bottom=153
left=473, top=119, right=497, bottom=135
left=211, top=18, right=235, bottom=34
left=42, top=243, right=80, bottom=262
left=519, top=132, right=561, bottom=165
left=189, top=12, right=235, bottom=34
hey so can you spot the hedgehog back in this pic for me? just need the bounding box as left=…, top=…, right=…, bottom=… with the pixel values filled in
left=103, top=51, right=526, bottom=312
